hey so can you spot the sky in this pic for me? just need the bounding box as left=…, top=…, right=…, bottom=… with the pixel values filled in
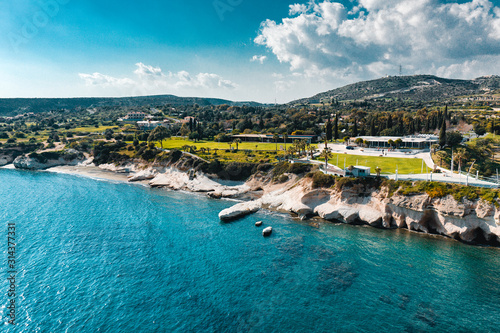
left=1, top=0, right=499, bottom=103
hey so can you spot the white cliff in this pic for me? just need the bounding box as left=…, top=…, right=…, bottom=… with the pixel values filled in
left=218, top=174, right=500, bottom=245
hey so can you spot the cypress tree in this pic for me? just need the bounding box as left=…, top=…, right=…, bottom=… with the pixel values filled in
left=189, top=118, right=193, bottom=132
left=334, top=114, right=339, bottom=140
left=386, top=114, right=392, bottom=129
left=398, top=118, right=404, bottom=136
left=353, top=118, right=358, bottom=137
left=370, top=117, right=376, bottom=136
left=439, top=117, right=447, bottom=147
left=326, top=117, right=333, bottom=142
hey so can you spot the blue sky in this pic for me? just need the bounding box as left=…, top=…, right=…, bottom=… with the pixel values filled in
left=1, top=0, right=499, bottom=103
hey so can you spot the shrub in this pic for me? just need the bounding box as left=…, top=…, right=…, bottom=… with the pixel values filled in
left=310, top=172, right=336, bottom=188
left=278, top=175, right=289, bottom=183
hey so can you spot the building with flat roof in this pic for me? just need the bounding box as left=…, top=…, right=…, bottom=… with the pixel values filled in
left=345, top=166, right=371, bottom=177
left=351, top=135, right=438, bottom=149
left=231, top=134, right=319, bottom=143
left=125, top=112, right=147, bottom=121
left=137, top=120, right=173, bottom=131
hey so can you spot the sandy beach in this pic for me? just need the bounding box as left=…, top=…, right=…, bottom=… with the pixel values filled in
left=45, top=165, right=145, bottom=184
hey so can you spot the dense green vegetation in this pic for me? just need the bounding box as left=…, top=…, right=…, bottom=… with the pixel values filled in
left=2, top=74, right=500, bottom=184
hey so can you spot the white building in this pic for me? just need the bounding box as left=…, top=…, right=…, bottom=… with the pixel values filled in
left=344, top=166, right=371, bottom=177
left=351, top=135, right=438, bottom=149
left=137, top=120, right=173, bottom=131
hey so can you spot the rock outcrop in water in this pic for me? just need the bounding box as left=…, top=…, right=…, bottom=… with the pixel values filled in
left=14, top=150, right=85, bottom=170
left=218, top=174, right=500, bottom=245
left=0, top=154, right=13, bottom=166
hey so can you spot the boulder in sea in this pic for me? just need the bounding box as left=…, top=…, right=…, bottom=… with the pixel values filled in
left=255, top=221, right=263, bottom=227
left=262, top=226, right=273, bottom=237
left=218, top=200, right=262, bottom=221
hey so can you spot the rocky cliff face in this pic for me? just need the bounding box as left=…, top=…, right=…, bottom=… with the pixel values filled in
left=219, top=175, right=500, bottom=245
left=14, top=150, right=85, bottom=170
left=0, top=154, right=13, bottom=166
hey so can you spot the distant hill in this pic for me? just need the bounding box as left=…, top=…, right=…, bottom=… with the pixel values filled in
left=0, top=95, right=265, bottom=116
left=291, top=75, right=500, bottom=104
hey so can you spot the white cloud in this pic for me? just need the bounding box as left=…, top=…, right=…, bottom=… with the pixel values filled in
left=256, top=0, right=500, bottom=80
left=175, top=72, right=238, bottom=89
left=250, top=55, right=267, bottom=64
left=134, top=62, right=165, bottom=78
left=78, top=73, right=135, bottom=87
left=289, top=3, right=309, bottom=15
left=78, top=63, right=237, bottom=95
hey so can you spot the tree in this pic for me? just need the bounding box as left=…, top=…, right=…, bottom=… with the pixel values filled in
left=386, top=114, right=392, bottom=129
left=439, top=117, right=447, bottom=147
left=375, top=167, right=382, bottom=177
left=287, top=146, right=297, bottom=159
left=234, top=138, right=241, bottom=150
left=307, top=144, right=315, bottom=160
left=446, top=131, right=463, bottom=147
left=334, top=114, right=339, bottom=140
left=283, top=133, right=289, bottom=152
left=436, top=150, right=447, bottom=167
left=320, top=148, right=333, bottom=173
left=352, top=118, right=358, bottom=137
left=104, top=129, right=114, bottom=140
left=355, top=138, right=364, bottom=146
left=454, top=148, right=467, bottom=173
left=273, top=133, right=280, bottom=152
left=370, top=117, right=376, bottom=136
left=394, top=138, right=403, bottom=148
left=326, top=118, right=333, bottom=142
left=148, top=126, right=170, bottom=148
left=388, top=139, right=394, bottom=147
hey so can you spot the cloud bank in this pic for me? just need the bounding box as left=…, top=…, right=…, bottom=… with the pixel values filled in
left=78, top=63, right=237, bottom=96
left=255, top=0, right=500, bottom=80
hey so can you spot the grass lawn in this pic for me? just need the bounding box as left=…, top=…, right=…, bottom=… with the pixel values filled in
left=67, top=126, right=119, bottom=133
left=316, top=153, right=425, bottom=175
left=198, top=150, right=279, bottom=164
left=157, top=138, right=317, bottom=151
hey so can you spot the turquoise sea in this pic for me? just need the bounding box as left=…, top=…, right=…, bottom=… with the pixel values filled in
left=1, top=168, right=500, bottom=332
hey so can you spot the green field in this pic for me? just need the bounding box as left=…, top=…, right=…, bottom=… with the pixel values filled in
left=67, top=126, right=119, bottom=133
left=157, top=138, right=317, bottom=151
left=317, top=153, right=426, bottom=175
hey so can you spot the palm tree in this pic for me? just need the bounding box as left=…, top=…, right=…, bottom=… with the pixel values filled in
left=395, top=138, right=403, bottom=149
left=234, top=138, right=241, bottom=150
left=436, top=151, right=447, bottom=167
left=375, top=167, right=382, bottom=177
left=455, top=148, right=467, bottom=174
left=283, top=133, right=289, bottom=152
left=273, top=133, right=280, bottom=152
left=320, top=148, right=333, bottom=173
left=306, top=144, right=314, bottom=160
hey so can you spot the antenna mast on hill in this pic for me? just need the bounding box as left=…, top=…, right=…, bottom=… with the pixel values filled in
left=399, top=65, right=403, bottom=76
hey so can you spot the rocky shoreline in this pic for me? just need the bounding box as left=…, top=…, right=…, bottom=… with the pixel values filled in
left=7, top=152, right=500, bottom=246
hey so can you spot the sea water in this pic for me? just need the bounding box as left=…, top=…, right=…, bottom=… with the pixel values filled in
left=1, top=168, right=500, bottom=332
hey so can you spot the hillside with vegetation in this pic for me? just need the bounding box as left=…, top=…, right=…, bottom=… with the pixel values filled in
left=0, top=95, right=266, bottom=116
left=293, top=75, right=500, bottom=104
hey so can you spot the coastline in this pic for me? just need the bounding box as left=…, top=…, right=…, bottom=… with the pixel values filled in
left=46, top=165, right=137, bottom=183
left=4, top=161, right=500, bottom=246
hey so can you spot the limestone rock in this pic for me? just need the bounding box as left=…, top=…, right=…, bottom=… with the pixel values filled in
left=218, top=200, right=262, bottom=221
